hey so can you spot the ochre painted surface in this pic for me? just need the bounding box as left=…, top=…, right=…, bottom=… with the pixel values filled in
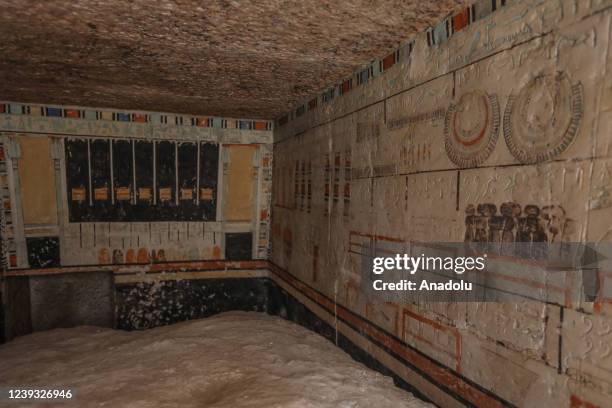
left=224, top=145, right=257, bottom=222
left=18, top=136, right=57, bottom=225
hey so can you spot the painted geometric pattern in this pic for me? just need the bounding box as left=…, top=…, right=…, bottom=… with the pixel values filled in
left=279, top=0, right=506, bottom=125
left=0, top=101, right=272, bottom=131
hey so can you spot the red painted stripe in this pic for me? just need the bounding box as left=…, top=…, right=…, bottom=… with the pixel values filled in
left=382, top=52, right=396, bottom=70
left=349, top=230, right=404, bottom=243
left=254, top=121, right=267, bottom=130
left=4, top=260, right=268, bottom=277
left=453, top=9, right=470, bottom=32
left=341, top=79, right=351, bottom=93
left=65, top=109, right=81, bottom=118
left=402, top=308, right=461, bottom=372
left=570, top=394, right=599, bottom=408
left=132, top=113, right=148, bottom=123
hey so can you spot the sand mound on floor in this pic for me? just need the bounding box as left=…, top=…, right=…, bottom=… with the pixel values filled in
left=0, top=312, right=431, bottom=407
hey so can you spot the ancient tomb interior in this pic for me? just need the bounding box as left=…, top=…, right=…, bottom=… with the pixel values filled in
left=0, top=0, right=611, bottom=407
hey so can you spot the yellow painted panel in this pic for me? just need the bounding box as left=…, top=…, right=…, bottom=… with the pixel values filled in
left=19, top=136, right=57, bottom=225
left=224, top=145, right=256, bottom=221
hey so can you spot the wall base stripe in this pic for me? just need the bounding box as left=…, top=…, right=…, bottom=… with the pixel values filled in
left=268, top=262, right=514, bottom=408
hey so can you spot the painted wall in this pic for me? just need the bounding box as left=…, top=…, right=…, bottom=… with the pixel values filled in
left=0, top=102, right=273, bottom=269
left=272, top=0, right=612, bottom=406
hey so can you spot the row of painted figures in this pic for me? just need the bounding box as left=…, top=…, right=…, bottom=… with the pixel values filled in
left=97, top=246, right=223, bottom=264
left=464, top=203, right=575, bottom=243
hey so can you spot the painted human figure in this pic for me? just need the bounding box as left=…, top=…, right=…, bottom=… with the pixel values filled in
left=488, top=204, right=509, bottom=243
left=499, top=202, right=519, bottom=243
left=519, top=205, right=549, bottom=258
left=477, top=203, right=496, bottom=242
left=540, top=205, right=567, bottom=242
left=517, top=205, right=547, bottom=243
left=464, top=203, right=500, bottom=243
left=464, top=204, right=478, bottom=242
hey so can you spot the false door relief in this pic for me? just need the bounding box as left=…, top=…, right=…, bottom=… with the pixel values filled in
left=0, top=135, right=62, bottom=269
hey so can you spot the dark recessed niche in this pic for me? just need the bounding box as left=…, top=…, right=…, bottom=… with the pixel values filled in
left=113, top=139, right=134, bottom=221
left=26, top=236, right=60, bottom=268
left=178, top=142, right=198, bottom=220
left=134, top=140, right=154, bottom=221
left=90, top=139, right=112, bottom=220
left=200, top=142, right=219, bottom=221
left=155, top=140, right=176, bottom=221
left=225, top=232, right=253, bottom=261
left=65, top=139, right=90, bottom=222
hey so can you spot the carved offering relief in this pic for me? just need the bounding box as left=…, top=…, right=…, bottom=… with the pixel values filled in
left=503, top=72, right=583, bottom=164
left=444, top=90, right=500, bottom=168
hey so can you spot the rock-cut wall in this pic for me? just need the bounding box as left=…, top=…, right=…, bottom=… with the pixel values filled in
left=0, top=102, right=273, bottom=340
left=272, top=0, right=612, bottom=406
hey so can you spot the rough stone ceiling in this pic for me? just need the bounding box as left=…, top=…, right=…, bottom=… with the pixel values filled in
left=0, top=1, right=463, bottom=119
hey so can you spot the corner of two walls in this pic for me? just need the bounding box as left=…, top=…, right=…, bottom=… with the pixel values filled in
left=0, top=103, right=274, bottom=337
left=271, top=0, right=612, bottom=406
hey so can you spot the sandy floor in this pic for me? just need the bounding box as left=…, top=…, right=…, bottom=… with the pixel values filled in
left=0, top=312, right=431, bottom=408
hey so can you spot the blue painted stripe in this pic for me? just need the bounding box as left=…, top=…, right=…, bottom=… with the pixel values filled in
left=238, top=120, right=252, bottom=130
left=115, top=112, right=131, bottom=122
left=46, top=107, right=63, bottom=117
left=9, top=104, right=22, bottom=114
